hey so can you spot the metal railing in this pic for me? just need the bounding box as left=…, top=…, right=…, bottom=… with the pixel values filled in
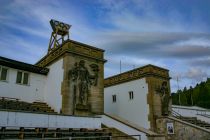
left=3, top=135, right=141, bottom=140
left=171, top=110, right=182, bottom=118
left=0, top=130, right=141, bottom=140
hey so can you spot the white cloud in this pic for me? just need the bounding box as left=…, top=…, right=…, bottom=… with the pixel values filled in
left=0, top=0, right=210, bottom=92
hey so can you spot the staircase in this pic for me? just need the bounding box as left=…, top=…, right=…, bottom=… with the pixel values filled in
left=172, top=110, right=210, bottom=129
left=31, top=101, right=55, bottom=113
left=0, top=97, right=55, bottom=113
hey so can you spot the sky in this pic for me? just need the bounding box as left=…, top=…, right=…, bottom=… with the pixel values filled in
left=0, top=0, right=210, bottom=92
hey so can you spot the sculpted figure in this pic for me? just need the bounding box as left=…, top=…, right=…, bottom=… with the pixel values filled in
left=69, top=60, right=99, bottom=106
left=160, top=81, right=170, bottom=116
left=77, top=60, right=90, bottom=105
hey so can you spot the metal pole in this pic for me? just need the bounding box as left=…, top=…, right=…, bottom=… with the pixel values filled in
left=120, top=60, right=121, bottom=74
left=177, top=76, right=181, bottom=105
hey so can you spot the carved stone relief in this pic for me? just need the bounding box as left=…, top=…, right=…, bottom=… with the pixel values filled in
left=156, top=81, right=170, bottom=116
left=68, top=60, right=99, bottom=112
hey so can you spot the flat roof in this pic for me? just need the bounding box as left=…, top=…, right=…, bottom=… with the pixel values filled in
left=0, top=56, right=49, bottom=75
left=36, top=39, right=106, bottom=66
left=104, top=64, right=170, bottom=87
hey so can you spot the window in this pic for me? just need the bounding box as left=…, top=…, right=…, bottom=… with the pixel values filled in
left=0, top=66, right=8, bottom=81
left=129, top=91, right=134, bottom=100
left=112, top=95, right=116, bottom=103
left=16, top=71, right=29, bottom=85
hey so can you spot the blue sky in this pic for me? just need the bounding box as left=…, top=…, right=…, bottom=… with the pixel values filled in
left=0, top=0, right=210, bottom=92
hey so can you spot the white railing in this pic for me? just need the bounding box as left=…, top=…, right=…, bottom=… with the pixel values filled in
left=0, top=110, right=101, bottom=129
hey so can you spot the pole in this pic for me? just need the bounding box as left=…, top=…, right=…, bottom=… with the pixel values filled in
left=120, top=60, right=121, bottom=74
left=177, top=77, right=181, bottom=105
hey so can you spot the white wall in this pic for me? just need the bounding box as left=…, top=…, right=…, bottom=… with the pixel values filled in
left=0, top=110, right=101, bottom=129
left=44, top=58, right=63, bottom=113
left=102, top=115, right=146, bottom=140
left=104, top=78, right=150, bottom=129
left=0, top=67, right=46, bottom=102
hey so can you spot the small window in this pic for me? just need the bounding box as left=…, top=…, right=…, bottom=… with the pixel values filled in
left=16, top=71, right=29, bottom=85
left=0, top=66, right=8, bottom=81
left=112, top=95, right=116, bottom=103
left=129, top=91, right=134, bottom=100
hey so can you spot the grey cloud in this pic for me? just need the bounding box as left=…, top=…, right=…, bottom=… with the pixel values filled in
left=190, top=58, right=210, bottom=67
left=161, top=45, right=210, bottom=58
left=184, top=67, right=208, bottom=81
left=95, top=32, right=210, bottom=59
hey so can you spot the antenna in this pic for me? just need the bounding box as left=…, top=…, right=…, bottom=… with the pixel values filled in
left=120, top=60, right=122, bottom=74
left=177, top=76, right=181, bottom=105
left=48, top=19, right=71, bottom=54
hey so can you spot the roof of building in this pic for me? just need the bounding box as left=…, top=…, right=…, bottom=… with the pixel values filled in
left=69, top=39, right=105, bottom=52
left=0, top=56, right=49, bottom=75
left=36, top=39, right=106, bottom=67
left=104, top=64, right=170, bottom=87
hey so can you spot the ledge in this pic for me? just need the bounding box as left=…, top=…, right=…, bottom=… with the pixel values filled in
left=0, top=109, right=101, bottom=118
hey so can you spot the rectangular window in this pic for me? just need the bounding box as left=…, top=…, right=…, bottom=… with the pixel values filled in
left=112, top=95, right=116, bottom=103
left=16, top=71, right=29, bottom=85
left=0, top=66, right=8, bottom=81
left=129, top=91, right=134, bottom=100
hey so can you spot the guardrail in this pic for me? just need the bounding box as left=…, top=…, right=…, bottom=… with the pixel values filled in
left=0, top=96, right=19, bottom=101
left=1, top=135, right=141, bottom=140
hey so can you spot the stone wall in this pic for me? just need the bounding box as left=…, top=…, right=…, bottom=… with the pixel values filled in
left=146, top=76, right=171, bottom=131
left=156, top=117, right=210, bottom=140
left=61, top=42, right=105, bottom=116
left=37, top=40, right=106, bottom=116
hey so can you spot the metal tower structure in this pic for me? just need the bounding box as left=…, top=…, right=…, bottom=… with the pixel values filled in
left=48, top=19, right=71, bottom=53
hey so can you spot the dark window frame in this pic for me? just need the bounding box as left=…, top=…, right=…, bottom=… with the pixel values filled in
left=129, top=91, right=134, bottom=100
left=16, top=71, right=30, bottom=85
left=112, top=95, right=116, bottom=103
left=0, top=66, right=8, bottom=81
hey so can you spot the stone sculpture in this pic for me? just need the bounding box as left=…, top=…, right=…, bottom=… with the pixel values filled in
left=69, top=60, right=99, bottom=108
left=156, top=81, right=170, bottom=116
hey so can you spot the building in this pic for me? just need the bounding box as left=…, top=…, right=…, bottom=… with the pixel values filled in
left=104, top=65, right=210, bottom=140
left=104, top=64, right=171, bottom=131
left=1, top=19, right=210, bottom=140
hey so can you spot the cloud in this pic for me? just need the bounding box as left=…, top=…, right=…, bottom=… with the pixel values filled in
left=190, top=58, right=210, bottom=67
left=96, top=0, right=209, bottom=33
left=1, top=0, right=210, bottom=92
left=92, top=32, right=210, bottom=60
left=184, top=67, right=208, bottom=81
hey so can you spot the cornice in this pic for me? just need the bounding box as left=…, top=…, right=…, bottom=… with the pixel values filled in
left=104, top=65, right=170, bottom=87
left=36, top=40, right=106, bottom=67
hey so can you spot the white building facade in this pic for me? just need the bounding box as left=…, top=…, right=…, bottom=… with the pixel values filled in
left=104, top=65, right=171, bottom=131
left=0, top=56, right=49, bottom=103
left=104, top=78, right=150, bottom=129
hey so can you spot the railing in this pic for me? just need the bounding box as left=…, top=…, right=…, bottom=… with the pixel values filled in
left=171, top=110, right=182, bottom=118
left=0, top=130, right=141, bottom=140
left=1, top=135, right=141, bottom=140
left=0, top=96, right=19, bottom=101
left=41, top=135, right=141, bottom=140
left=197, top=113, right=210, bottom=118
